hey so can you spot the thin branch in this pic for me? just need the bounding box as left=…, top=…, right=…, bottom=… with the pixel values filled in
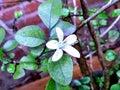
left=73, top=0, right=77, bottom=26
left=80, top=0, right=110, bottom=90
left=77, top=0, right=119, bottom=30
left=0, top=20, right=14, bottom=36
left=100, top=15, right=120, bottom=38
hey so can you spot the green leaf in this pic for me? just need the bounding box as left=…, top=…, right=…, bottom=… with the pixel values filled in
left=14, top=11, right=23, bottom=19
left=99, top=19, right=107, bottom=26
left=110, top=84, right=120, bottom=90
left=0, top=48, right=3, bottom=59
left=15, top=25, right=46, bottom=47
left=46, top=78, right=70, bottom=90
left=3, top=40, right=18, bottom=51
left=0, top=28, right=5, bottom=44
left=20, top=55, right=36, bottom=63
left=79, top=85, right=90, bottom=90
left=40, top=58, right=49, bottom=72
left=98, top=12, right=107, bottom=19
left=48, top=54, right=73, bottom=85
left=91, top=20, right=99, bottom=26
left=38, top=0, right=62, bottom=29
left=61, top=8, right=69, bottom=18
left=105, top=50, right=117, bottom=62
left=110, top=9, right=120, bottom=17
left=1, top=64, right=6, bottom=71
left=7, top=64, right=15, bottom=73
left=73, top=80, right=81, bottom=86
left=20, top=62, right=38, bottom=70
left=116, top=70, right=120, bottom=78
left=13, top=65, right=25, bottom=79
left=9, top=53, right=15, bottom=59
left=89, top=41, right=95, bottom=47
left=30, top=45, right=44, bottom=57
left=82, top=77, right=91, bottom=84
left=50, top=21, right=76, bottom=38
left=1, top=58, right=11, bottom=64
left=108, top=30, right=119, bottom=42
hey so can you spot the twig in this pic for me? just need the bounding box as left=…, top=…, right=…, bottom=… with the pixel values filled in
left=0, top=20, right=14, bottom=36
left=79, top=0, right=110, bottom=90
left=77, top=0, right=119, bottom=30
left=73, top=0, right=77, bottom=26
left=100, top=15, right=120, bottom=38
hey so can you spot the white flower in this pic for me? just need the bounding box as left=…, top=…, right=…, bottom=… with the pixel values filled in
left=46, top=27, right=80, bottom=61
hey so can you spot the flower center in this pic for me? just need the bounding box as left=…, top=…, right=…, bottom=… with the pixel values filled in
left=58, top=41, right=66, bottom=49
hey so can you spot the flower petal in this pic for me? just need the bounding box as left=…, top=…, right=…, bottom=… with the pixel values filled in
left=52, top=49, right=63, bottom=61
left=64, top=34, right=77, bottom=45
left=46, top=40, right=59, bottom=49
left=63, top=45, right=80, bottom=58
left=56, top=27, right=64, bottom=42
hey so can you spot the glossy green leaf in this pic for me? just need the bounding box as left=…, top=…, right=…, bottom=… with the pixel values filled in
left=108, top=30, right=119, bottom=42
left=30, top=45, right=44, bottom=57
left=3, top=40, right=18, bottom=51
left=9, top=53, right=15, bottom=59
left=73, top=80, right=81, bottom=86
left=99, top=19, right=107, bottom=26
left=116, top=70, right=120, bottom=78
left=61, top=8, right=69, bottom=18
left=46, top=78, right=70, bottom=90
left=79, top=85, right=90, bottom=90
left=50, top=21, right=76, bottom=38
left=105, top=50, right=117, bottom=62
left=38, top=0, right=62, bottom=29
left=40, top=58, right=49, bottom=72
left=98, top=12, right=107, bottom=19
left=82, top=77, right=91, bottom=84
left=110, top=84, right=120, bottom=90
left=1, top=64, right=6, bottom=71
left=20, top=62, right=38, bottom=70
left=0, top=28, right=5, bottom=44
left=20, top=55, right=36, bottom=63
left=48, top=54, right=73, bottom=85
left=15, top=25, right=46, bottom=47
left=7, top=64, right=15, bottom=73
left=110, top=9, right=120, bottom=17
left=0, top=48, right=3, bottom=59
left=89, top=41, right=95, bottom=47
left=14, top=11, right=23, bottom=19
left=13, top=65, right=25, bottom=79
left=91, top=20, right=99, bottom=26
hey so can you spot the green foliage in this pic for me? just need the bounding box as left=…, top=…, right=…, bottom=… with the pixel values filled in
left=73, top=80, right=81, bottom=86
left=38, top=0, right=62, bottom=29
left=95, top=77, right=104, bottom=88
left=15, top=25, right=46, bottom=47
left=30, top=45, right=45, bottom=57
left=61, top=8, right=69, bottom=18
left=50, top=21, right=76, bottom=38
left=110, top=9, right=120, bottom=18
left=105, top=50, right=117, bottom=61
left=14, top=11, right=23, bottom=19
left=79, top=85, right=90, bottom=90
left=3, top=40, right=18, bottom=51
left=116, top=70, right=120, bottom=78
left=13, top=65, right=25, bottom=79
left=110, top=84, right=120, bottom=90
left=40, top=58, right=49, bottom=72
left=46, top=78, right=70, bottom=90
left=99, top=19, right=107, bottom=26
left=81, top=77, right=91, bottom=84
left=7, top=64, right=15, bottom=73
left=47, top=54, right=73, bottom=85
left=0, top=28, right=5, bottom=44
left=108, top=30, right=120, bottom=42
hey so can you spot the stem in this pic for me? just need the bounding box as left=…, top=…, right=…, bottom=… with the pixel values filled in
left=77, top=0, right=119, bottom=30
left=79, top=0, right=110, bottom=90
